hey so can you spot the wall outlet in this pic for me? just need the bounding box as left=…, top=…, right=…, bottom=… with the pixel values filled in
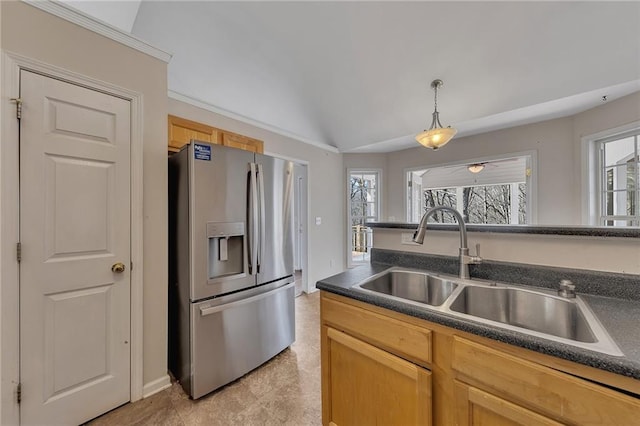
left=315, top=216, right=322, bottom=225
left=401, top=232, right=419, bottom=245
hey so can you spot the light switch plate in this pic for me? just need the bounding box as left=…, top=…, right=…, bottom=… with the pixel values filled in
left=315, top=216, right=322, bottom=225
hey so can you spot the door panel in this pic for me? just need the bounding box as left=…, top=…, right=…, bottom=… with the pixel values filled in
left=168, top=114, right=220, bottom=152
left=190, top=143, right=255, bottom=300
left=20, top=70, right=131, bottom=425
left=46, top=98, right=117, bottom=144
left=45, top=155, right=114, bottom=258
left=256, top=154, right=294, bottom=285
left=190, top=282, right=295, bottom=398
left=325, top=326, right=432, bottom=426
left=454, top=381, right=563, bottom=426
left=44, top=285, right=112, bottom=397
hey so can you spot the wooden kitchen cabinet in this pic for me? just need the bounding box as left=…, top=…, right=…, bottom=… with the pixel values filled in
left=321, top=293, right=432, bottom=426
left=452, top=336, right=640, bottom=425
left=168, top=115, right=264, bottom=154
left=219, top=130, right=264, bottom=153
left=168, top=115, right=220, bottom=152
left=323, top=326, right=431, bottom=426
left=454, top=381, right=562, bottom=426
left=320, top=291, right=640, bottom=426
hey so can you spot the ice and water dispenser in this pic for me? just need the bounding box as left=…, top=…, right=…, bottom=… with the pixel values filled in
left=207, top=222, right=245, bottom=282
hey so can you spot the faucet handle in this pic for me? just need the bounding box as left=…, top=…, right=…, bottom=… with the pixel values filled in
left=472, top=243, right=482, bottom=262
left=558, top=279, right=576, bottom=298
left=465, top=243, right=482, bottom=264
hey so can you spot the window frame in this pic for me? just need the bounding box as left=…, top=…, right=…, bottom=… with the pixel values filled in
left=591, top=129, right=639, bottom=226
left=404, top=151, right=537, bottom=224
left=346, top=168, right=382, bottom=267
left=582, top=122, right=640, bottom=226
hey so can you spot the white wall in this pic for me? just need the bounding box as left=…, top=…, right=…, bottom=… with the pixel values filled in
left=0, top=0, right=169, bottom=403
left=169, top=98, right=346, bottom=290
left=386, top=117, right=574, bottom=225
left=370, top=91, right=640, bottom=226
left=373, top=228, right=640, bottom=275
left=365, top=94, right=640, bottom=276
left=573, top=92, right=640, bottom=224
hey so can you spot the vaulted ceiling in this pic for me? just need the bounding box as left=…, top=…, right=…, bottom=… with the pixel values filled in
left=63, top=1, right=640, bottom=153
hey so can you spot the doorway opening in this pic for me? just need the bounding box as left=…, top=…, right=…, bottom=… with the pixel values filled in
left=0, top=52, right=146, bottom=426
left=347, top=169, right=381, bottom=268
left=292, top=163, right=308, bottom=296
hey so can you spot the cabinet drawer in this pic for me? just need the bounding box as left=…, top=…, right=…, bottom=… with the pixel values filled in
left=322, top=296, right=431, bottom=365
left=452, top=337, right=640, bottom=425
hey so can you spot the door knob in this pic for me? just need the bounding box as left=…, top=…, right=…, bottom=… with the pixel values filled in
left=111, top=262, right=126, bottom=273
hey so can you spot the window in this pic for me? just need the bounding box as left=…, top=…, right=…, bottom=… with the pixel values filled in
left=406, top=155, right=532, bottom=225
left=348, top=170, right=380, bottom=264
left=595, top=131, right=640, bottom=226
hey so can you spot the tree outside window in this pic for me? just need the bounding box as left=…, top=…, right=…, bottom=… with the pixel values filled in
left=408, top=156, right=530, bottom=225
left=349, top=171, right=379, bottom=263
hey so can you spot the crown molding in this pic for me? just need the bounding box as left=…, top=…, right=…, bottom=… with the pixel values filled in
left=22, top=0, right=172, bottom=63
left=168, top=90, right=341, bottom=154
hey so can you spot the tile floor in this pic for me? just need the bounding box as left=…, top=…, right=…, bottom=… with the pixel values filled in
left=88, top=291, right=321, bottom=426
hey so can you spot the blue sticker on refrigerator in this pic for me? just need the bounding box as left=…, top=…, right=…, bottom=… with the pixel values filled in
left=194, top=143, right=211, bottom=161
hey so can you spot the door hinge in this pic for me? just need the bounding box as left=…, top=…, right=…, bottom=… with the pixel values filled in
left=16, top=383, right=21, bottom=404
left=10, top=98, right=22, bottom=120
left=130, top=261, right=133, bottom=271
left=16, top=242, right=22, bottom=263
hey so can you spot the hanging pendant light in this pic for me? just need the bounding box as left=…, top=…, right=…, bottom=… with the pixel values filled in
left=415, top=79, right=457, bottom=150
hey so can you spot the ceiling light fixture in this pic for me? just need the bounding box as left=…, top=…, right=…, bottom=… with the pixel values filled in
left=467, top=163, right=485, bottom=174
left=415, top=79, right=457, bottom=150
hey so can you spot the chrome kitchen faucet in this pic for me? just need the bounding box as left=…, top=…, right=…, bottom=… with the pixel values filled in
left=413, top=206, right=482, bottom=280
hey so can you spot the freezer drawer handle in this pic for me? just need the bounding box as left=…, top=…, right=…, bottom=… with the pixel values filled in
left=199, top=282, right=294, bottom=317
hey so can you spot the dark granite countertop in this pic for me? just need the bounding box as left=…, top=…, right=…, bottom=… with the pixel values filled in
left=366, top=222, right=640, bottom=238
left=317, top=257, right=640, bottom=382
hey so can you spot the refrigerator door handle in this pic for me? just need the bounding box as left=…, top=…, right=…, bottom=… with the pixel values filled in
left=248, top=162, right=259, bottom=275
left=257, top=163, right=266, bottom=274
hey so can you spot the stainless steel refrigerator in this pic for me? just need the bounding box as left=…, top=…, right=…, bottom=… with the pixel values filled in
left=169, top=141, right=295, bottom=399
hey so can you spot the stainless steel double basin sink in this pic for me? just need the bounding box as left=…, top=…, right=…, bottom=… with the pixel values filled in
left=353, top=267, right=622, bottom=356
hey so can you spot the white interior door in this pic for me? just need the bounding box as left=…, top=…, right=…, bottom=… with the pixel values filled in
left=19, top=70, right=131, bottom=425
left=292, top=163, right=308, bottom=292
left=295, top=175, right=304, bottom=270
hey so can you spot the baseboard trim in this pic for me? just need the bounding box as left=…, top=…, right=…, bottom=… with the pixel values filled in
left=142, top=374, right=171, bottom=399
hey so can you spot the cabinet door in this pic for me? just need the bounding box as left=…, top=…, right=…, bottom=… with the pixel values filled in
left=452, top=337, right=640, bottom=425
left=454, top=381, right=563, bottom=426
left=220, top=131, right=264, bottom=153
left=322, top=326, right=431, bottom=426
left=168, top=115, right=220, bottom=152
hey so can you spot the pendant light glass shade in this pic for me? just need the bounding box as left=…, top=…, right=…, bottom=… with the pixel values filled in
left=416, top=126, right=457, bottom=150
left=416, top=79, right=457, bottom=150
